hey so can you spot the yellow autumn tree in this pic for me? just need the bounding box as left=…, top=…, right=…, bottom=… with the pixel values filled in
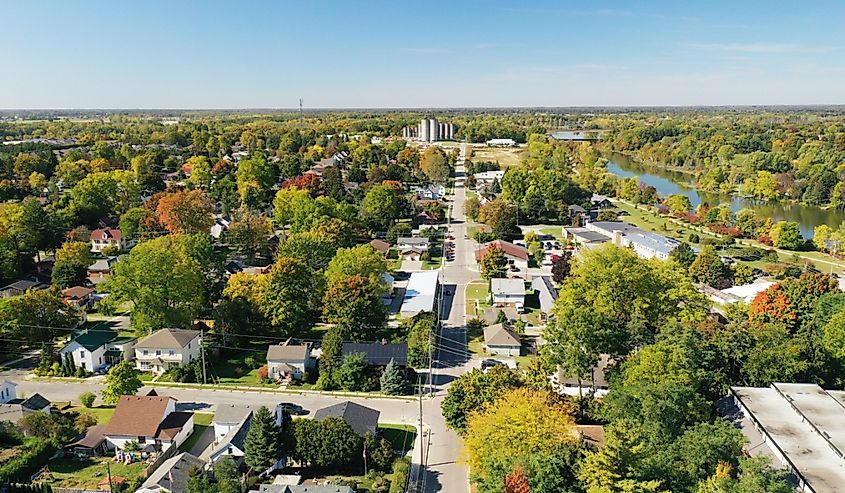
left=463, top=388, right=576, bottom=489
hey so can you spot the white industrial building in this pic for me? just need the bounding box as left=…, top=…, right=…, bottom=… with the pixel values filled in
left=728, top=383, right=845, bottom=493
left=402, top=118, right=454, bottom=142
left=400, top=270, right=440, bottom=317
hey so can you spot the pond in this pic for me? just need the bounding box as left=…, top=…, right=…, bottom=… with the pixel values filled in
left=606, top=153, right=845, bottom=238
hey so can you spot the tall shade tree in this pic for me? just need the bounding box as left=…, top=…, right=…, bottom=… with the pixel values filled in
left=106, top=235, right=205, bottom=333
left=441, top=366, right=523, bottom=434
left=225, top=210, right=273, bottom=260
left=100, top=360, right=143, bottom=404
left=480, top=246, right=507, bottom=280
left=463, top=388, right=576, bottom=493
left=0, top=288, right=80, bottom=343
left=184, top=155, right=212, bottom=189
left=324, top=244, right=387, bottom=286
left=419, top=147, right=450, bottom=183
left=237, top=154, right=276, bottom=209
left=156, top=189, right=216, bottom=235
left=260, top=256, right=319, bottom=336
left=70, top=170, right=140, bottom=225
left=360, top=184, right=402, bottom=230
left=543, top=244, right=708, bottom=384
left=478, top=198, right=518, bottom=239
left=52, top=241, right=92, bottom=288
left=322, top=274, right=387, bottom=340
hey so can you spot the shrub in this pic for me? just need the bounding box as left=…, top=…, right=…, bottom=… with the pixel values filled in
left=79, top=392, right=96, bottom=408
left=257, top=365, right=269, bottom=383
left=389, top=458, right=410, bottom=493
left=688, top=232, right=700, bottom=243
left=0, top=438, right=54, bottom=483
left=244, top=355, right=260, bottom=369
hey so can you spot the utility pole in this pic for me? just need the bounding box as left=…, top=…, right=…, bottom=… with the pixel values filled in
left=200, top=327, right=207, bottom=385
left=106, top=461, right=113, bottom=493
left=299, top=98, right=303, bottom=124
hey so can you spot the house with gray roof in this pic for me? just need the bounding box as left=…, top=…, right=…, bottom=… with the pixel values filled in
left=134, top=328, right=201, bottom=374
left=209, top=413, right=252, bottom=466
left=483, top=323, right=521, bottom=357
left=266, top=342, right=312, bottom=381
left=138, top=452, right=205, bottom=493
left=313, top=401, right=379, bottom=437
left=0, top=392, right=51, bottom=423
left=341, top=342, right=408, bottom=367
left=257, top=485, right=354, bottom=493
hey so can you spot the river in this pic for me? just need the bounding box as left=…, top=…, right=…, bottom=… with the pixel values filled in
left=606, top=153, right=845, bottom=238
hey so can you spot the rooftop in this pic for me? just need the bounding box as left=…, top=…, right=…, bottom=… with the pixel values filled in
left=135, top=328, right=200, bottom=349
left=342, top=342, right=408, bottom=366
left=68, top=329, right=119, bottom=352
left=313, top=401, right=380, bottom=437
left=731, top=383, right=845, bottom=492
left=401, top=271, right=439, bottom=316
left=484, top=323, right=521, bottom=347
left=490, top=278, right=525, bottom=297
left=475, top=240, right=530, bottom=262
left=266, top=343, right=310, bottom=362
left=104, top=395, right=175, bottom=437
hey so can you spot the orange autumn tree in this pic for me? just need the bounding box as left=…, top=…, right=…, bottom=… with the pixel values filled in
left=504, top=467, right=531, bottom=493
left=156, top=189, right=215, bottom=235
left=749, top=284, right=796, bottom=327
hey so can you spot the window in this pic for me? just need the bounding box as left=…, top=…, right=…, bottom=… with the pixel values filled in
left=169, top=350, right=175, bottom=356
left=80, top=350, right=85, bottom=358
left=143, top=350, right=148, bottom=356
left=155, top=350, right=161, bottom=356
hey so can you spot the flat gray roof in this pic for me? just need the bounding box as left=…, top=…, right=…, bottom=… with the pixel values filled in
left=732, top=383, right=845, bottom=492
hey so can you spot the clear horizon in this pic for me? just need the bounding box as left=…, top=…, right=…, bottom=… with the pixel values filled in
left=4, top=0, right=845, bottom=109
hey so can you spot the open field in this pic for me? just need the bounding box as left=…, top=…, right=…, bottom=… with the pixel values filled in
left=470, top=146, right=527, bottom=168
left=46, top=457, right=146, bottom=489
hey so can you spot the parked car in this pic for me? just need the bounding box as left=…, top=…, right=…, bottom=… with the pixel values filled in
left=279, top=402, right=308, bottom=415
left=482, top=359, right=505, bottom=373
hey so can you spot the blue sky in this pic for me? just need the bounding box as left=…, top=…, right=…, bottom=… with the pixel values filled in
left=3, top=0, right=844, bottom=108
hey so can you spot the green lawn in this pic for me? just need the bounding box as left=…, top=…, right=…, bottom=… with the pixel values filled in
left=46, top=457, right=146, bottom=489
left=378, top=424, right=417, bottom=454
left=538, top=227, right=564, bottom=241
left=178, top=412, right=214, bottom=453
left=71, top=406, right=115, bottom=424
left=465, top=281, right=490, bottom=317
left=211, top=350, right=277, bottom=388
left=139, top=372, right=155, bottom=382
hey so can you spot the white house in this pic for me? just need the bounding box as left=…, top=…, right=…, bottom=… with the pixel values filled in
left=134, top=328, right=202, bottom=374
left=490, top=278, right=525, bottom=308
left=483, top=323, right=521, bottom=357
left=90, top=227, right=130, bottom=253
left=104, top=395, right=194, bottom=452
left=0, top=380, right=16, bottom=404
left=209, top=413, right=251, bottom=466
left=486, top=138, right=516, bottom=147
left=397, top=237, right=430, bottom=251
left=60, top=329, right=135, bottom=373
left=210, top=216, right=230, bottom=240
left=0, top=393, right=51, bottom=423
left=212, top=404, right=284, bottom=443
left=411, top=184, right=446, bottom=200
left=266, top=343, right=312, bottom=381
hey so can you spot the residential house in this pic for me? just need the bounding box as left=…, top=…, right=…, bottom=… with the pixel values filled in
left=590, top=194, right=613, bottom=209
left=138, top=452, right=206, bottom=493
left=90, top=227, right=130, bottom=253
left=60, top=329, right=135, bottom=373
left=411, top=184, right=446, bottom=201
left=397, top=237, right=430, bottom=251
left=0, top=279, right=47, bottom=298
left=473, top=170, right=506, bottom=186
left=531, top=276, right=558, bottom=319
left=0, top=393, right=51, bottom=423
left=257, top=486, right=354, bottom=493
left=483, top=323, right=521, bottom=357
left=567, top=204, right=587, bottom=215
left=61, top=286, right=95, bottom=311
left=368, top=239, right=391, bottom=257
left=342, top=342, right=408, bottom=367
left=554, top=354, right=612, bottom=397
left=313, top=401, right=380, bottom=437
left=87, top=257, right=117, bottom=285
left=104, top=395, right=194, bottom=452
left=134, top=328, right=202, bottom=374
left=490, top=278, right=526, bottom=308
left=65, top=424, right=108, bottom=457
left=212, top=404, right=284, bottom=442
left=210, top=215, right=230, bottom=240
left=474, top=240, right=529, bottom=273
left=256, top=486, right=354, bottom=493
left=563, top=227, right=611, bottom=251
left=266, top=342, right=312, bottom=381
left=0, top=379, right=16, bottom=403
left=209, top=413, right=251, bottom=467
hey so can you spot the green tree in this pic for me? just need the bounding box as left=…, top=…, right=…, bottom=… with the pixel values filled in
left=0, top=289, right=80, bottom=343
left=360, top=184, right=401, bottom=230
left=213, top=456, right=241, bottom=493
left=243, top=406, right=282, bottom=472
left=441, top=366, right=523, bottom=434
left=688, top=245, right=725, bottom=287
left=325, top=244, right=387, bottom=286
left=669, top=242, right=696, bottom=269
left=380, top=358, right=407, bottom=394
left=52, top=241, right=92, bottom=288
left=323, top=274, right=387, bottom=340
left=480, top=246, right=507, bottom=280
left=666, top=194, right=692, bottom=215
left=465, top=196, right=481, bottom=221
left=101, top=360, right=143, bottom=405
left=260, top=256, right=318, bottom=336
left=478, top=199, right=517, bottom=239
left=579, top=420, right=662, bottom=493
left=184, top=156, right=212, bottom=190
left=336, top=352, right=368, bottom=391
left=769, top=221, right=803, bottom=249
left=225, top=211, right=273, bottom=260
left=236, top=154, right=276, bottom=208
left=106, top=235, right=205, bottom=333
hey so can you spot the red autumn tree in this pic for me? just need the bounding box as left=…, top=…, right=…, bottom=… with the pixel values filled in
left=504, top=466, right=531, bottom=493
left=283, top=174, right=323, bottom=197
left=749, top=284, right=797, bottom=327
